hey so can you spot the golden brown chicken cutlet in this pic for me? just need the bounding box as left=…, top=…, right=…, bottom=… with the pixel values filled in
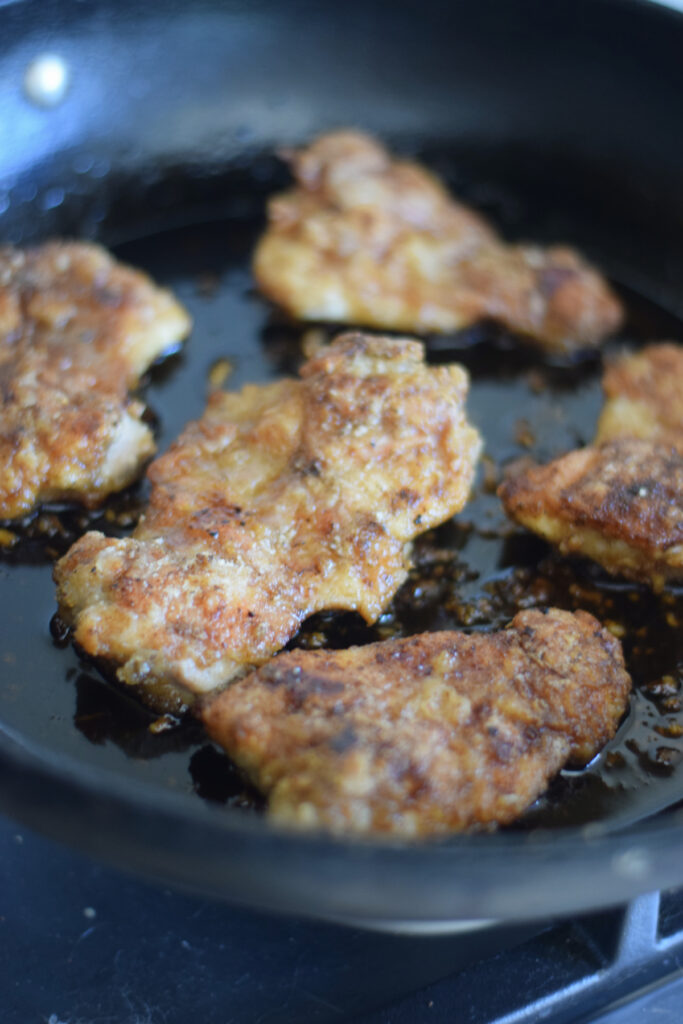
left=596, top=342, right=683, bottom=453
left=500, top=343, right=683, bottom=588
left=253, top=131, right=623, bottom=355
left=499, top=440, right=683, bottom=589
left=202, top=608, right=631, bottom=836
left=54, top=332, right=481, bottom=711
left=0, top=241, right=191, bottom=519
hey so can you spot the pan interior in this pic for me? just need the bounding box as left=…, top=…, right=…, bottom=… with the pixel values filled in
left=0, top=144, right=682, bottom=840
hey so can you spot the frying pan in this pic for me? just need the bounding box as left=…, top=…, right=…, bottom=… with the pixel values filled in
left=1, top=0, right=683, bottom=932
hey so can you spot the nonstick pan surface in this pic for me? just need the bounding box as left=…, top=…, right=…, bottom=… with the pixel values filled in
left=1, top=0, right=683, bottom=928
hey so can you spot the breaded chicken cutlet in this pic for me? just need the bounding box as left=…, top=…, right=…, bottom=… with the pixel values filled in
left=202, top=608, right=631, bottom=836
left=55, top=333, right=481, bottom=711
left=253, top=131, right=623, bottom=356
left=596, top=342, right=683, bottom=453
left=500, top=341, right=683, bottom=588
left=499, top=440, right=683, bottom=590
left=0, top=242, right=191, bottom=520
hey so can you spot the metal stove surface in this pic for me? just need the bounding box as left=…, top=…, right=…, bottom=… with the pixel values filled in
left=4, top=811, right=683, bottom=1024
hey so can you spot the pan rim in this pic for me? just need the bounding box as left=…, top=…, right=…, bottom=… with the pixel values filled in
left=3, top=713, right=683, bottom=926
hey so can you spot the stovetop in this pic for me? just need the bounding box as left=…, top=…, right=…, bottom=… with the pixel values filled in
left=3, top=813, right=683, bottom=1024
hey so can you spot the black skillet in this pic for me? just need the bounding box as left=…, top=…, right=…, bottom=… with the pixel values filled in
left=1, top=0, right=683, bottom=929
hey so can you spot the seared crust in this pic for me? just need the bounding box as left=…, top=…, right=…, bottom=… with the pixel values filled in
left=499, top=440, right=683, bottom=589
left=54, top=332, right=481, bottom=708
left=596, top=342, right=683, bottom=453
left=202, top=609, right=631, bottom=836
left=0, top=242, right=191, bottom=519
left=253, top=131, right=623, bottom=355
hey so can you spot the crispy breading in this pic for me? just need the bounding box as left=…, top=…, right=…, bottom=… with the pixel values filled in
left=54, top=333, right=481, bottom=710
left=498, top=440, right=683, bottom=589
left=500, top=345, right=683, bottom=588
left=596, top=342, right=683, bottom=453
left=0, top=242, right=191, bottom=519
left=202, top=609, right=631, bottom=836
left=253, top=131, right=623, bottom=355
